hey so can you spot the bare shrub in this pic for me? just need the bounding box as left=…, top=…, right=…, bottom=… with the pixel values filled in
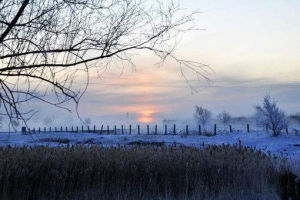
left=194, top=106, right=211, bottom=130
left=84, top=117, right=91, bottom=125
left=218, top=111, right=231, bottom=125
left=43, top=116, right=54, bottom=126
left=255, top=96, right=288, bottom=136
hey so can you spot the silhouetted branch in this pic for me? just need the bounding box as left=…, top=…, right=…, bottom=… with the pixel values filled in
left=0, top=0, right=208, bottom=128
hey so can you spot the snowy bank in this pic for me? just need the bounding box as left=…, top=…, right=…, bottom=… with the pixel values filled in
left=0, top=131, right=299, bottom=160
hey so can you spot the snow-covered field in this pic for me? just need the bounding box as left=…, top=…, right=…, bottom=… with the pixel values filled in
left=0, top=131, right=299, bottom=161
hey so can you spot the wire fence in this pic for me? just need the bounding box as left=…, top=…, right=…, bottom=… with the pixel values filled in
left=17, top=124, right=300, bottom=136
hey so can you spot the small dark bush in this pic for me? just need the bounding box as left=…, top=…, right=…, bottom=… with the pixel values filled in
left=127, top=140, right=165, bottom=146
left=279, top=171, right=298, bottom=200
left=39, top=138, right=70, bottom=144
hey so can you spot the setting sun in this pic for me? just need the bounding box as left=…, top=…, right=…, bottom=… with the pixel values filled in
left=137, top=116, right=154, bottom=123
left=138, top=109, right=155, bottom=123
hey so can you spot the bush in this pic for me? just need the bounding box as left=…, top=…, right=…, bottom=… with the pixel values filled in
left=0, top=145, right=286, bottom=200
left=255, top=96, right=288, bottom=136
left=194, top=106, right=211, bottom=130
left=217, top=111, right=231, bottom=125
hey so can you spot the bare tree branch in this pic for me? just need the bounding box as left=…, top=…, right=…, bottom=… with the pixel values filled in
left=0, top=0, right=208, bottom=128
left=0, top=0, right=30, bottom=43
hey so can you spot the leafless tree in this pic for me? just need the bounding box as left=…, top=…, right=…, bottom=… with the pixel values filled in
left=43, top=116, right=53, bottom=126
left=217, top=111, right=231, bottom=125
left=255, top=96, right=288, bottom=136
left=194, top=106, right=211, bottom=130
left=12, top=119, right=20, bottom=127
left=84, top=117, right=91, bottom=125
left=0, top=0, right=209, bottom=128
left=0, top=116, right=3, bottom=128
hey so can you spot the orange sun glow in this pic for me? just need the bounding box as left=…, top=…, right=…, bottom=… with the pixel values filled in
left=137, top=109, right=155, bottom=123
left=137, top=116, right=154, bottom=123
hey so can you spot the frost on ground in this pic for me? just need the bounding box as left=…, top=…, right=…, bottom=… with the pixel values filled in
left=0, top=131, right=299, bottom=161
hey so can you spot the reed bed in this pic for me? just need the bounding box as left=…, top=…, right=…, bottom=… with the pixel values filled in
left=0, top=144, right=287, bottom=200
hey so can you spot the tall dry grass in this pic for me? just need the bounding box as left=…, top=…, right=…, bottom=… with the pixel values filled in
left=0, top=144, right=286, bottom=200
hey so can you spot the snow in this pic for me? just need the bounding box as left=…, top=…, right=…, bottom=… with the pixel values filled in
left=0, top=131, right=299, bottom=161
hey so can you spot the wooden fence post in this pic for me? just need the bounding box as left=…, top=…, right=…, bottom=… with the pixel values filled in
left=82, top=125, right=84, bottom=132
left=22, top=127, right=27, bottom=135
left=165, top=124, right=167, bottom=135
left=186, top=125, right=189, bottom=135
left=247, top=124, right=250, bottom=133
left=100, top=125, right=103, bottom=134
left=147, top=125, right=149, bottom=135
left=66, top=127, right=68, bottom=132
left=76, top=126, right=78, bottom=133
left=214, top=124, right=217, bottom=135
left=173, top=124, right=176, bottom=135
left=71, top=126, right=73, bottom=132
left=121, top=125, right=124, bottom=134
left=49, top=127, right=51, bottom=132
left=155, top=124, right=157, bottom=135
left=198, top=124, right=201, bottom=135
left=286, top=127, right=289, bottom=134
left=60, top=126, right=62, bottom=132
left=129, top=125, right=132, bottom=135
left=94, top=125, right=96, bottom=133
left=44, top=127, right=46, bottom=133
left=38, top=127, right=40, bottom=133
left=28, top=128, right=31, bottom=134
left=114, top=125, right=117, bottom=134
left=138, top=125, right=140, bottom=135
left=107, top=125, right=109, bottom=134
left=87, top=126, right=90, bottom=132
left=55, top=127, right=57, bottom=132
left=229, top=125, right=232, bottom=133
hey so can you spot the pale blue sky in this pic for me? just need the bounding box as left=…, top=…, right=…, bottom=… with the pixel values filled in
left=30, top=0, right=300, bottom=125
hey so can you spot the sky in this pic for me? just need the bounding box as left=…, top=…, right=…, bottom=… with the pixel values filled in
left=29, top=0, right=300, bottom=126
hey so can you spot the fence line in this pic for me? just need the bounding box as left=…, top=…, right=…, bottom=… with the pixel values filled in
left=20, top=123, right=300, bottom=136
